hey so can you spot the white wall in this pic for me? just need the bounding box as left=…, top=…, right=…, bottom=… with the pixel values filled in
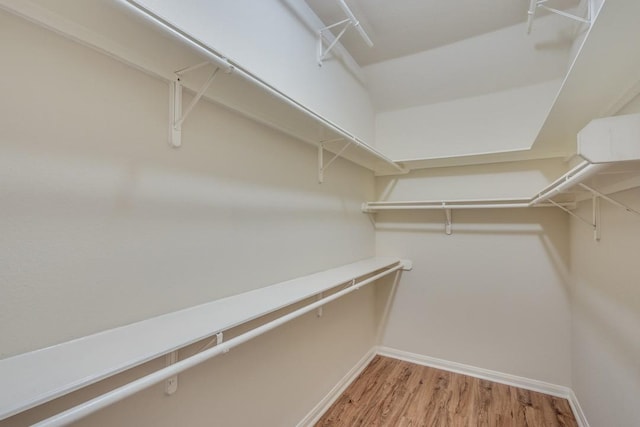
left=568, top=96, right=640, bottom=427
left=375, top=208, right=572, bottom=386
left=570, top=189, right=640, bottom=427
left=0, top=10, right=378, bottom=425
left=373, top=158, right=574, bottom=386
left=124, top=0, right=376, bottom=143
left=375, top=81, right=562, bottom=160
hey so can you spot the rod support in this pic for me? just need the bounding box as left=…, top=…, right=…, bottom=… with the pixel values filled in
left=170, top=64, right=220, bottom=148
left=444, top=206, right=452, bottom=235
left=317, top=0, right=373, bottom=66
left=164, top=351, right=178, bottom=395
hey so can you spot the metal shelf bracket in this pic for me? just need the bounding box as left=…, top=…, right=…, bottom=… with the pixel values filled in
left=527, top=0, right=592, bottom=34
left=444, top=206, right=452, bottom=235
left=316, top=292, right=324, bottom=318
left=318, top=139, right=353, bottom=183
left=165, top=351, right=178, bottom=395
left=317, top=0, right=373, bottom=66
left=170, top=63, right=221, bottom=148
left=592, top=194, right=601, bottom=241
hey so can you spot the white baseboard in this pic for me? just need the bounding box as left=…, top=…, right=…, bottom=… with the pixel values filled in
left=296, top=348, right=377, bottom=427
left=297, top=345, right=590, bottom=427
left=376, top=346, right=589, bottom=427
left=376, top=346, right=570, bottom=397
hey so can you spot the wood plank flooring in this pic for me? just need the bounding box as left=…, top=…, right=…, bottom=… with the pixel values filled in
left=315, top=356, right=578, bottom=427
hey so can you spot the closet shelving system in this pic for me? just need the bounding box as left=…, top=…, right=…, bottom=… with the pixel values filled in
left=364, top=113, right=640, bottom=238
left=364, top=0, right=640, bottom=236
left=0, top=258, right=411, bottom=425
left=0, top=1, right=414, bottom=424
left=397, top=0, right=640, bottom=171
left=1, top=0, right=639, bottom=423
left=0, top=0, right=406, bottom=183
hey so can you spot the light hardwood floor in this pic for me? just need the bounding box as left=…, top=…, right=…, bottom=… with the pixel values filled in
left=315, top=355, right=578, bottom=427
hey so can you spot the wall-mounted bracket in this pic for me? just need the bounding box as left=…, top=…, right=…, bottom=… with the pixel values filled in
left=165, top=351, right=178, bottom=395
left=170, top=64, right=221, bottom=147
left=527, top=0, right=592, bottom=34
left=548, top=199, right=595, bottom=236
left=444, top=206, right=452, bottom=235
left=579, top=183, right=640, bottom=218
left=317, top=0, right=373, bottom=66
left=318, top=139, right=353, bottom=183
left=316, top=292, right=324, bottom=318
left=592, top=194, right=601, bottom=242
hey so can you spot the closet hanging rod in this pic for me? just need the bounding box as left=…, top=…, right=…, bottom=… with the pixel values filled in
left=31, top=264, right=404, bottom=427
left=336, top=0, right=373, bottom=47
left=118, top=0, right=405, bottom=174
left=363, top=160, right=606, bottom=213
left=362, top=202, right=571, bottom=211
left=366, top=197, right=532, bottom=206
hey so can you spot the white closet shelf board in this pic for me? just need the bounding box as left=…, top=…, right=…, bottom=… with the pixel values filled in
left=0, top=257, right=406, bottom=420
left=365, top=161, right=640, bottom=211
left=532, top=0, right=640, bottom=155
left=370, top=0, right=640, bottom=171
left=0, top=0, right=403, bottom=176
left=366, top=113, right=640, bottom=213
left=395, top=148, right=567, bottom=171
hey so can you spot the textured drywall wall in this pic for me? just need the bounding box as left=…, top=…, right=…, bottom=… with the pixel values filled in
left=0, top=10, right=377, bottom=426
left=375, top=207, right=572, bottom=386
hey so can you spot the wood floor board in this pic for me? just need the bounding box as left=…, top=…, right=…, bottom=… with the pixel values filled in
left=315, top=355, right=578, bottom=427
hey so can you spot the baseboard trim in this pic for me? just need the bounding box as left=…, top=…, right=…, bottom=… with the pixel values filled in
left=377, top=346, right=571, bottom=398
left=296, top=348, right=377, bottom=427
left=297, top=345, right=590, bottom=427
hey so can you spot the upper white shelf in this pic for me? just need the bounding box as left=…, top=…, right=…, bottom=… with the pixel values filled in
left=532, top=0, right=640, bottom=157
left=0, top=257, right=406, bottom=421
left=368, top=0, right=640, bottom=171
left=364, top=113, right=640, bottom=212
left=0, top=0, right=404, bottom=177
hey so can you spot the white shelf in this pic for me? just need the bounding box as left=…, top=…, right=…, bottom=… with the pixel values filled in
left=0, top=257, right=404, bottom=421
left=532, top=0, right=640, bottom=156
left=0, top=0, right=405, bottom=177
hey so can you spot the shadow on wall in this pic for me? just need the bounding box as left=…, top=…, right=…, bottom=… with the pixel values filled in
left=571, top=192, right=640, bottom=372
left=373, top=208, right=571, bottom=291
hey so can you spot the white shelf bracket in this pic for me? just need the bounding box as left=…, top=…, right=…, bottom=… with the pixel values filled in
left=317, top=18, right=352, bottom=66
left=170, top=65, right=220, bottom=148
left=317, top=0, right=373, bottom=66
left=317, top=139, right=353, bottom=183
left=592, top=194, right=601, bottom=242
left=579, top=183, right=640, bottom=218
left=444, top=205, right=452, bottom=235
left=548, top=199, right=594, bottom=231
left=527, top=0, right=592, bottom=34
left=165, top=351, right=178, bottom=395
left=316, top=292, right=324, bottom=318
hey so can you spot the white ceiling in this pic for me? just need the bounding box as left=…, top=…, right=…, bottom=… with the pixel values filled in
left=306, top=0, right=579, bottom=66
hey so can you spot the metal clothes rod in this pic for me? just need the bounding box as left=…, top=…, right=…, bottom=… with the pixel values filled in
left=365, top=197, right=531, bottom=206
left=336, top=0, right=373, bottom=47
left=118, top=1, right=404, bottom=173
left=363, top=161, right=605, bottom=212
left=363, top=202, right=565, bottom=211
left=32, top=264, right=403, bottom=427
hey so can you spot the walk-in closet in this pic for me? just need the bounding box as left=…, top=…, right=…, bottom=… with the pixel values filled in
left=1, top=1, right=638, bottom=426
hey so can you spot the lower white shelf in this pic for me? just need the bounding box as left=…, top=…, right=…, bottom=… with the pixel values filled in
left=0, top=257, right=408, bottom=422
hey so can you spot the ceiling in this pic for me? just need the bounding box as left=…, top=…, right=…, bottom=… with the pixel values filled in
left=305, top=0, right=580, bottom=66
